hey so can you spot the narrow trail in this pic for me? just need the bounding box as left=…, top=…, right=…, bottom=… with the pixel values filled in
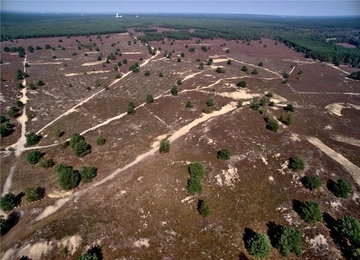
left=229, top=57, right=283, bottom=78
left=34, top=102, right=238, bottom=222
left=307, top=137, right=360, bottom=186
left=326, top=63, right=350, bottom=75
left=2, top=165, right=16, bottom=196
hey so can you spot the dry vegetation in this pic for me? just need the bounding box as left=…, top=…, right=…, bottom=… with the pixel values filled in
left=1, top=29, right=360, bottom=260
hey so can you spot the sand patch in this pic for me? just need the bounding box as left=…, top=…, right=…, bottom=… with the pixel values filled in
left=30, top=62, right=62, bottom=65
left=58, top=235, right=82, bottom=255
left=331, top=135, right=360, bottom=148
left=290, top=133, right=301, bottom=142
left=133, top=238, right=150, bottom=248
left=123, top=52, right=142, bottom=54
left=65, top=70, right=110, bottom=76
left=325, top=102, right=360, bottom=116
left=218, top=89, right=259, bottom=100
left=212, top=58, right=229, bottom=63
left=48, top=190, right=73, bottom=198
left=151, top=134, right=168, bottom=148
left=34, top=197, right=70, bottom=222
left=217, top=164, right=240, bottom=187
left=4, top=241, right=54, bottom=260
left=81, top=60, right=104, bottom=66
left=307, top=137, right=360, bottom=185
left=309, top=234, right=328, bottom=248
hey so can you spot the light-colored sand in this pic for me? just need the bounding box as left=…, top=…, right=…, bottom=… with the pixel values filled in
left=183, top=71, right=203, bottom=81
left=331, top=135, right=360, bottom=148
left=34, top=197, right=70, bottom=222
left=307, top=136, right=360, bottom=185
left=58, top=235, right=82, bottom=255
left=48, top=190, right=73, bottom=198
left=309, top=234, right=328, bottom=248
left=212, top=58, right=229, bottom=63
left=218, top=89, right=259, bottom=100
left=2, top=165, right=16, bottom=196
left=123, top=52, right=142, bottom=54
left=30, top=62, right=62, bottom=65
left=3, top=241, right=54, bottom=260
left=65, top=70, right=110, bottom=76
left=81, top=60, right=104, bottom=66
left=151, top=134, right=168, bottom=148
left=325, top=102, right=360, bottom=116
left=290, top=133, right=301, bottom=142
left=219, top=164, right=240, bottom=187
left=133, top=238, right=150, bottom=248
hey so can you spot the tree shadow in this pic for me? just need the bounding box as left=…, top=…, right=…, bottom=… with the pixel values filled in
left=238, top=252, right=249, bottom=260
left=266, top=221, right=283, bottom=247
left=19, top=256, right=32, bottom=260
left=292, top=199, right=303, bottom=215
left=327, top=179, right=336, bottom=196
left=87, top=245, right=103, bottom=260
left=15, top=192, right=24, bottom=206
left=1, top=211, right=21, bottom=236
left=243, top=227, right=256, bottom=252
left=299, top=176, right=308, bottom=187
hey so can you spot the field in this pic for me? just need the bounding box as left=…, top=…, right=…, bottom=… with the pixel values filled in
left=1, top=15, right=360, bottom=260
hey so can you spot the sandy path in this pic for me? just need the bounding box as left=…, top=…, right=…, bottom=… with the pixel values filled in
left=325, top=102, right=360, bottom=116
left=34, top=102, right=238, bottom=222
left=326, top=63, right=350, bottom=75
left=65, top=70, right=111, bottom=76
left=2, top=165, right=16, bottom=196
left=81, top=60, right=104, bottom=66
left=288, top=65, right=296, bottom=75
left=307, top=137, right=360, bottom=185
left=230, top=57, right=283, bottom=78
left=331, top=135, right=360, bottom=148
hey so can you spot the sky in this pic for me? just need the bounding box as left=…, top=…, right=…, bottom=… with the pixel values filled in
left=1, top=0, right=360, bottom=16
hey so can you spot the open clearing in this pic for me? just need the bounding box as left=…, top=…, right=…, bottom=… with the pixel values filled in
left=1, top=29, right=360, bottom=260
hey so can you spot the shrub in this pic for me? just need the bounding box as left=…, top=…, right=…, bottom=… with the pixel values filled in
left=216, top=67, right=225, bottom=73
left=298, top=201, right=322, bottom=223
left=187, top=177, right=203, bottom=195
left=144, top=70, right=150, bottom=76
left=70, top=132, right=84, bottom=148
left=39, top=157, right=54, bottom=168
left=284, top=104, right=295, bottom=112
left=241, top=66, right=248, bottom=72
left=0, top=121, right=12, bottom=137
left=289, top=156, right=305, bottom=171
left=177, top=79, right=182, bottom=85
left=96, top=135, right=106, bottom=145
left=266, top=92, right=273, bottom=97
left=25, top=187, right=45, bottom=202
left=54, top=126, right=62, bottom=137
left=26, top=150, right=43, bottom=164
left=127, top=102, right=136, bottom=115
left=266, top=116, right=279, bottom=132
left=217, top=148, right=231, bottom=160
left=159, top=72, right=164, bottom=77
left=250, top=97, right=260, bottom=110
left=170, top=85, right=178, bottom=96
left=237, top=80, right=247, bottom=88
left=258, top=61, right=263, bottom=66
left=159, top=139, right=170, bottom=153
left=329, top=179, right=352, bottom=198
left=206, top=98, right=215, bottom=107
left=302, top=175, right=322, bottom=191
left=198, top=200, right=210, bottom=217
left=73, top=140, right=91, bottom=157
left=7, top=106, right=18, bottom=118
left=275, top=226, right=302, bottom=257
left=189, top=162, right=205, bottom=179
left=334, top=216, right=360, bottom=246
left=260, top=96, right=267, bottom=106
left=245, top=233, right=272, bottom=258
left=227, top=59, right=232, bottom=65
left=185, top=101, right=193, bottom=108
left=26, top=131, right=41, bottom=146
left=252, top=69, right=259, bottom=75
left=279, top=113, right=293, bottom=126
left=146, top=94, right=154, bottom=103
left=237, top=100, right=243, bottom=108
left=55, top=164, right=81, bottom=190
left=0, top=193, right=18, bottom=211
left=80, top=166, right=97, bottom=183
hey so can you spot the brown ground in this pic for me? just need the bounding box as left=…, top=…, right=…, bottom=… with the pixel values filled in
left=1, top=30, right=360, bottom=260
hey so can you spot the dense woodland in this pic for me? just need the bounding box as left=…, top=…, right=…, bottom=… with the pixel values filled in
left=1, top=12, right=360, bottom=66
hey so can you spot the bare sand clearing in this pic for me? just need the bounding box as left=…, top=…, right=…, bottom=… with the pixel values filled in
left=133, top=238, right=150, bottom=248
left=123, top=52, right=142, bottom=54
left=30, top=62, right=62, bottom=65
left=34, top=197, right=70, bottom=222
left=151, top=134, right=168, bottom=148
left=212, top=58, right=230, bottom=63
left=325, top=103, right=360, bottom=116
left=81, top=60, right=104, bottom=66
left=218, top=89, right=259, bottom=100
left=2, top=165, right=16, bottom=196
left=216, top=164, right=240, bottom=187
left=307, top=137, right=360, bottom=185
left=65, top=70, right=110, bottom=76
left=48, top=190, right=73, bottom=198
left=1, top=241, right=54, bottom=260
left=58, top=235, right=82, bottom=255
left=331, top=135, right=360, bottom=148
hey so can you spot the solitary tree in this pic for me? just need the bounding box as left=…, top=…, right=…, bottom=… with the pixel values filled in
left=217, top=148, right=231, bottom=160
left=159, top=139, right=170, bottom=153
left=26, top=150, right=43, bottom=164
left=329, top=179, right=352, bottom=199
left=302, top=175, right=322, bottom=191
left=0, top=193, right=18, bottom=211
left=245, top=233, right=272, bottom=258
left=241, top=66, right=248, bottom=72
left=170, top=85, right=178, bottom=96
left=275, top=226, right=302, bottom=257
left=146, top=94, right=154, bottom=103
left=198, top=200, right=210, bottom=217
left=289, top=156, right=305, bottom=171
left=26, top=131, right=41, bottom=146
left=237, top=81, right=247, bottom=88
left=185, top=101, right=193, bottom=108
left=298, top=201, right=322, bottom=223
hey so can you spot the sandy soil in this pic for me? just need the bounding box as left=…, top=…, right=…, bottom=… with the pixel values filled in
left=331, top=135, right=360, bottom=148
left=81, top=60, right=104, bottom=66
left=307, top=137, right=360, bottom=185
left=65, top=70, right=110, bottom=76
left=325, top=102, right=360, bottom=116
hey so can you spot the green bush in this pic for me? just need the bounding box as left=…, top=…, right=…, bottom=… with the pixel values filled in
left=284, top=104, right=295, bottom=112
left=26, top=131, right=41, bottom=146
left=39, top=157, right=54, bottom=168
left=246, top=233, right=271, bottom=258
left=250, top=97, right=260, bottom=110
left=289, top=156, right=305, bottom=171
left=189, top=162, right=205, bottom=179
left=252, top=69, right=259, bottom=75
left=159, top=139, right=170, bottom=153
left=275, top=226, right=302, bottom=257
left=279, top=113, right=293, bottom=126
left=127, top=102, right=136, bottom=115
left=26, top=150, right=43, bottom=164
left=266, top=116, right=279, bottom=132
left=258, top=61, right=263, bottom=66
left=146, top=94, right=154, bottom=103
left=206, top=98, right=215, bottom=107
left=170, top=85, right=178, bottom=96
left=144, top=70, right=150, bottom=76
left=197, top=200, right=210, bottom=217
left=187, top=177, right=203, bottom=195
left=0, top=193, right=17, bottom=211
left=241, top=66, right=248, bottom=72
left=185, top=101, right=193, bottom=108
left=216, top=67, right=225, bottom=73
left=55, top=164, right=80, bottom=190
left=302, top=175, right=322, bottom=191
left=237, top=100, right=243, bottom=108
left=25, top=187, right=45, bottom=202
left=217, top=148, right=231, bottom=160
left=237, top=80, right=247, bottom=88
left=334, top=216, right=360, bottom=246
left=73, top=140, right=91, bottom=157
left=80, top=166, right=97, bottom=183
left=96, top=135, right=106, bottom=145
left=329, top=179, right=352, bottom=198
left=70, top=132, right=84, bottom=148
left=298, top=201, right=322, bottom=223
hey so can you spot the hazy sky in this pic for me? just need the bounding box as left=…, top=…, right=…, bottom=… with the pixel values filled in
left=1, top=0, right=360, bottom=16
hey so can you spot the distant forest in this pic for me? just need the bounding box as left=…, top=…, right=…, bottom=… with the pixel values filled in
left=1, top=12, right=360, bottom=67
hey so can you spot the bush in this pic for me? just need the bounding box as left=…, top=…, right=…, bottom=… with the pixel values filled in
left=80, top=166, right=97, bottom=183
left=217, top=148, right=231, bottom=160
left=0, top=193, right=17, bottom=211
left=289, top=156, right=305, bottom=171
left=245, top=233, right=271, bottom=258
left=70, top=132, right=84, bottom=148
left=39, top=157, right=54, bottom=168
left=227, top=59, right=232, bottom=65
left=266, top=116, right=279, bottom=132
left=1, top=121, right=13, bottom=137
left=187, top=177, right=203, bottom=195
left=329, top=179, right=352, bottom=198
left=73, top=140, right=91, bottom=157
left=197, top=200, right=210, bottom=217
left=298, top=201, right=322, bottom=223
left=127, top=102, right=136, bottom=115
left=26, top=150, right=43, bottom=164
left=96, top=135, right=106, bottom=145
left=25, top=187, right=45, bottom=202
left=266, top=92, right=273, bottom=97
left=206, top=98, right=215, bottom=107
left=54, top=126, right=63, bottom=137
left=237, top=100, right=243, bottom=108
left=302, top=175, right=322, bottom=191
left=275, top=226, right=302, bottom=257
left=144, top=70, right=150, bottom=76
left=185, top=101, right=193, bottom=108
left=189, top=162, right=205, bottom=179
left=176, top=79, right=182, bottom=85
left=159, top=72, right=164, bottom=77
left=146, top=94, right=154, bottom=103
left=170, top=85, right=178, bottom=96
left=334, top=216, right=360, bottom=246
left=216, top=67, right=225, bottom=73
left=159, top=139, right=170, bottom=153
left=284, top=104, right=295, bottom=112
left=241, top=66, right=248, bottom=72
left=55, top=164, right=80, bottom=190
left=237, top=80, right=247, bottom=88
left=279, top=113, right=293, bottom=126
left=258, top=61, right=263, bottom=66
left=250, top=97, right=260, bottom=110
left=7, top=106, right=18, bottom=118
left=252, top=69, right=259, bottom=75
left=26, top=131, right=41, bottom=146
